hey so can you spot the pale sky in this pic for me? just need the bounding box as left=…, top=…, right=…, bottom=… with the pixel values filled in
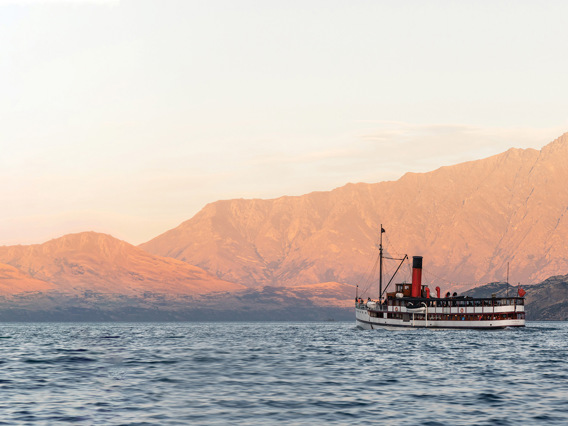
left=2, top=0, right=568, bottom=245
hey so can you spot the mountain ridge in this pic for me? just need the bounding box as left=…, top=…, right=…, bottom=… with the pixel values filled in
left=140, top=133, right=568, bottom=292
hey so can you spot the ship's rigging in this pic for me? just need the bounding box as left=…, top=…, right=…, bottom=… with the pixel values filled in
left=358, top=225, right=409, bottom=300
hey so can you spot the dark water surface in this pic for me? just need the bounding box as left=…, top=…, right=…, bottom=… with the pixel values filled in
left=0, top=322, right=566, bottom=425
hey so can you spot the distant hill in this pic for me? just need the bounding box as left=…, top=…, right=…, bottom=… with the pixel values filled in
left=141, top=133, right=568, bottom=294
left=462, top=277, right=568, bottom=320
left=0, top=232, right=245, bottom=296
left=0, top=231, right=355, bottom=320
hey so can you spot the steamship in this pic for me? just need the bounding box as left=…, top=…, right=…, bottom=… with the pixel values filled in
left=355, top=228, right=526, bottom=330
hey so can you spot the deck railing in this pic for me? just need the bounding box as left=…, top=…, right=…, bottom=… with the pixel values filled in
left=357, top=296, right=524, bottom=310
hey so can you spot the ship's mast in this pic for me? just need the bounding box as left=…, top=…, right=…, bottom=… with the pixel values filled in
left=379, top=225, right=384, bottom=300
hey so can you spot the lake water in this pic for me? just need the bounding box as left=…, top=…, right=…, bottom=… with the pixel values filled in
left=0, top=322, right=566, bottom=425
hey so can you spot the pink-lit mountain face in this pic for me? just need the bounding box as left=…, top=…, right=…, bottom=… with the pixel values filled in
left=3, top=134, right=568, bottom=306
left=0, top=232, right=245, bottom=295
left=140, top=133, right=568, bottom=292
left=0, top=262, right=55, bottom=295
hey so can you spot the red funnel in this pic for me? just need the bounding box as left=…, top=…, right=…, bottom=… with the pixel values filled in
left=411, top=256, right=423, bottom=298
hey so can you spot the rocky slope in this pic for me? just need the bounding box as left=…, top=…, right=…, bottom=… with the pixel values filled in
left=0, top=262, right=55, bottom=295
left=141, top=133, right=568, bottom=293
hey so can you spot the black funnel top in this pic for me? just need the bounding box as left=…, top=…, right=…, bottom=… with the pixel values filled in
left=412, top=256, right=423, bottom=269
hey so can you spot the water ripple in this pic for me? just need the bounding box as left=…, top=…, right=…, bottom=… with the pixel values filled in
left=0, top=322, right=566, bottom=424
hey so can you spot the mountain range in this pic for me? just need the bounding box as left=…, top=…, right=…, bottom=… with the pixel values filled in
left=1, top=133, right=568, bottom=320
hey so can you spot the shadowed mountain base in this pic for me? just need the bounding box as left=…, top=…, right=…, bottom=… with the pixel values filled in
left=462, top=276, right=568, bottom=321
left=2, top=274, right=567, bottom=321
left=0, top=287, right=352, bottom=322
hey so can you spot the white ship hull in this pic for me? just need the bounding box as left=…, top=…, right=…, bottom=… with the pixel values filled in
left=356, top=306, right=525, bottom=330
